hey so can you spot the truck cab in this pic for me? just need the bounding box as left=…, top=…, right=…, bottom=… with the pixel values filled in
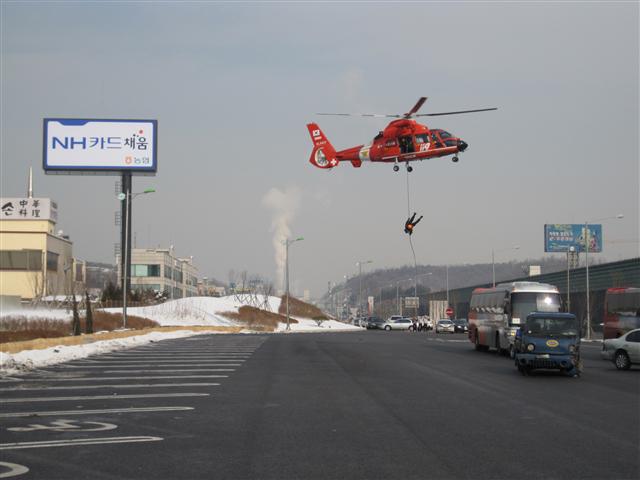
left=514, top=312, right=581, bottom=377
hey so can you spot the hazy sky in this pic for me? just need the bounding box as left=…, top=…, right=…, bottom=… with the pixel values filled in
left=1, top=1, right=638, bottom=297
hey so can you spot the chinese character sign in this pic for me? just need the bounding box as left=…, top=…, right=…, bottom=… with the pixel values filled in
left=544, top=224, right=602, bottom=253
left=0, top=198, right=57, bottom=222
left=43, top=119, right=157, bottom=173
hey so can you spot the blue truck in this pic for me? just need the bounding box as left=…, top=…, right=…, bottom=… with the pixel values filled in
left=514, top=312, right=581, bottom=377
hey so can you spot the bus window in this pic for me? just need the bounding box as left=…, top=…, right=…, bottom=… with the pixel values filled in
left=511, top=292, right=561, bottom=325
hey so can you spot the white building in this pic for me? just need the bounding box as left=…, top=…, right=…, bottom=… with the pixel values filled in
left=117, top=248, right=199, bottom=299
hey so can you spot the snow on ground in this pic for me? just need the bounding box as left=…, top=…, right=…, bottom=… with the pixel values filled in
left=0, top=330, right=217, bottom=377
left=104, top=295, right=283, bottom=327
left=276, top=317, right=361, bottom=333
left=0, top=296, right=360, bottom=375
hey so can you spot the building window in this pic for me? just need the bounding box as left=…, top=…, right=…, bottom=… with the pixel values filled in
left=164, top=265, right=173, bottom=279
left=131, top=264, right=160, bottom=277
left=133, top=284, right=161, bottom=293
left=0, top=250, right=43, bottom=271
left=46, top=251, right=59, bottom=271
left=75, top=263, right=84, bottom=282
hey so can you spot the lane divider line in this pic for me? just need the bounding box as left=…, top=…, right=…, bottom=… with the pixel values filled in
left=0, top=382, right=221, bottom=392
left=0, top=436, right=164, bottom=450
left=0, top=406, right=194, bottom=418
left=2, top=393, right=210, bottom=403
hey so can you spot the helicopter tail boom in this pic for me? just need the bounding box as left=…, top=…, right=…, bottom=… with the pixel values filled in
left=307, top=123, right=338, bottom=169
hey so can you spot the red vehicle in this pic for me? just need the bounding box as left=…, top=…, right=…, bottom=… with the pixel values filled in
left=603, top=287, right=640, bottom=339
left=306, top=97, right=496, bottom=172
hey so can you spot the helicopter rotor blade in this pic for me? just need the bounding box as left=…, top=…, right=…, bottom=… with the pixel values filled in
left=415, top=107, right=498, bottom=117
left=403, top=97, right=428, bottom=118
left=316, top=113, right=401, bottom=118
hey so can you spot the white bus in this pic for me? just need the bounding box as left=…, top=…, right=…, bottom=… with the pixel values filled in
left=468, top=282, right=562, bottom=356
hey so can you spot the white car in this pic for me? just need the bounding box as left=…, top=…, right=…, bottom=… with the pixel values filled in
left=436, top=319, right=455, bottom=333
left=381, top=317, right=414, bottom=331
left=601, top=328, right=640, bottom=370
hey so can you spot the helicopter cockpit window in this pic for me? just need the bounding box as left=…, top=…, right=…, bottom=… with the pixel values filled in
left=439, top=131, right=452, bottom=139
left=431, top=132, right=443, bottom=147
left=415, top=134, right=429, bottom=144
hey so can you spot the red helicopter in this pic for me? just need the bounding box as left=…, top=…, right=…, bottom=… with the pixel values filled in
left=306, top=97, right=496, bottom=172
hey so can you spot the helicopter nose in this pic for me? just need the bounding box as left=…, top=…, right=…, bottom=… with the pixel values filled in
left=457, top=140, right=468, bottom=152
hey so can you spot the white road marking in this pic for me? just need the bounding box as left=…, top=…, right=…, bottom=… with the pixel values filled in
left=2, top=393, right=209, bottom=403
left=0, top=436, right=163, bottom=450
left=0, top=406, right=194, bottom=418
left=103, top=369, right=235, bottom=373
left=15, top=374, right=228, bottom=382
left=96, top=355, right=251, bottom=359
left=0, top=382, right=221, bottom=391
left=58, top=363, right=242, bottom=368
left=8, top=419, right=118, bottom=432
left=64, top=360, right=244, bottom=365
left=0, top=461, right=29, bottom=478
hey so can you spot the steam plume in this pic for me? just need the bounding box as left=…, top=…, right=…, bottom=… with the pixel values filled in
left=262, top=187, right=301, bottom=291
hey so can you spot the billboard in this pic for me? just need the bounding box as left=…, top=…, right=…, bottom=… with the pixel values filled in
left=544, top=224, right=602, bottom=253
left=43, top=119, right=157, bottom=173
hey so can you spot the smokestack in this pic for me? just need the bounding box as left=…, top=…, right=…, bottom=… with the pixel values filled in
left=27, top=167, right=33, bottom=198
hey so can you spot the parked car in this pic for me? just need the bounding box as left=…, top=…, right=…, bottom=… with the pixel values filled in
left=436, top=319, right=455, bottom=333
left=365, top=316, right=384, bottom=330
left=601, top=328, right=640, bottom=370
left=453, top=318, right=469, bottom=333
left=381, top=317, right=414, bottom=331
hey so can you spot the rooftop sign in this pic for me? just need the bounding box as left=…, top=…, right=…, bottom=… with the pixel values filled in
left=43, top=119, right=157, bottom=174
left=1, top=198, right=58, bottom=222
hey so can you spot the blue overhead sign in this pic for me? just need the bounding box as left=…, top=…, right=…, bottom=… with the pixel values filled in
left=544, top=224, right=602, bottom=253
left=43, top=118, right=157, bottom=174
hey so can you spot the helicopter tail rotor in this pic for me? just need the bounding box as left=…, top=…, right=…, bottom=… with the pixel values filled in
left=307, top=123, right=338, bottom=169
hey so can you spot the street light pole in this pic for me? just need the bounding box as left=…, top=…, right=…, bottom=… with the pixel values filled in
left=446, top=264, right=450, bottom=305
left=356, top=260, right=372, bottom=316
left=284, top=236, right=304, bottom=331
left=492, top=245, right=520, bottom=287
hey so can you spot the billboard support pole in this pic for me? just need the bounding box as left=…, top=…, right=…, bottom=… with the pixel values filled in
left=122, top=172, right=132, bottom=329
left=585, top=222, right=591, bottom=341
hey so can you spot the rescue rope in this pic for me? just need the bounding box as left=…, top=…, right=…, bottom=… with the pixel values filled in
left=406, top=169, right=418, bottom=292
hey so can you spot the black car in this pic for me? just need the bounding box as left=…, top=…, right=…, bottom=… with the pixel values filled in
left=365, top=316, right=384, bottom=329
left=453, top=318, right=469, bottom=333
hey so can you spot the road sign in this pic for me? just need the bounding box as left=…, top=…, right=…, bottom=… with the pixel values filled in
left=404, top=297, right=419, bottom=308
left=445, top=307, right=454, bottom=317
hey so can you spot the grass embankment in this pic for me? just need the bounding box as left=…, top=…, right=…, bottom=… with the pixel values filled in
left=278, top=295, right=329, bottom=321
left=1, top=326, right=244, bottom=354
left=222, top=305, right=295, bottom=331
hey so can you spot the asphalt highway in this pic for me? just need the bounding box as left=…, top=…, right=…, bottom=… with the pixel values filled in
left=1, top=331, right=638, bottom=479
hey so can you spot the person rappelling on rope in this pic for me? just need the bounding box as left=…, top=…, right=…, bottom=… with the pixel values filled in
left=404, top=212, right=423, bottom=235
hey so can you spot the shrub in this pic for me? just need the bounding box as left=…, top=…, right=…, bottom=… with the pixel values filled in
left=222, top=306, right=295, bottom=331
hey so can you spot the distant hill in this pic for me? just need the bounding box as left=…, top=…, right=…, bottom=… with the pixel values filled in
left=323, top=257, right=571, bottom=305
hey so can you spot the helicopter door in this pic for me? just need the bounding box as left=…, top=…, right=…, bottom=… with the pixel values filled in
left=399, top=136, right=414, bottom=154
